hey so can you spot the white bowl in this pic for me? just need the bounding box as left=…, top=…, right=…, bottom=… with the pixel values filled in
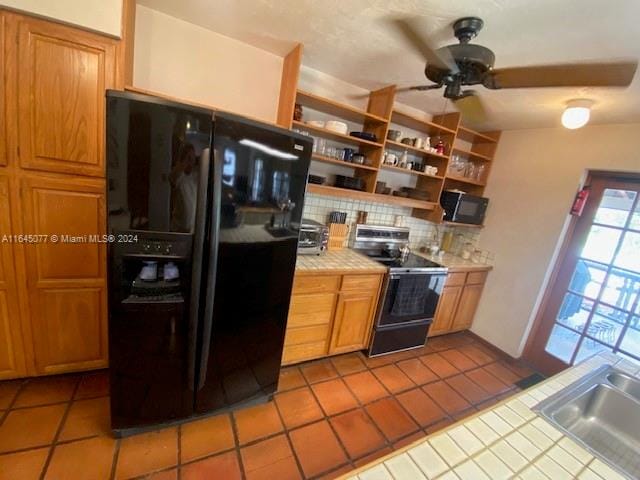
left=307, top=120, right=325, bottom=128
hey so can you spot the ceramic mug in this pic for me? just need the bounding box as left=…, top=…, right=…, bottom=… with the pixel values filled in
left=405, top=162, right=413, bottom=170
left=387, top=130, right=402, bottom=141
left=385, top=153, right=398, bottom=166
left=414, top=138, right=424, bottom=149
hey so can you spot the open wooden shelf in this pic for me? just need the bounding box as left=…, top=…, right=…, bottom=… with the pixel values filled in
left=379, top=164, right=443, bottom=180
left=292, top=120, right=384, bottom=148
left=452, top=147, right=492, bottom=162
left=456, top=126, right=498, bottom=144
left=311, top=153, right=378, bottom=172
left=385, top=140, right=449, bottom=160
left=307, top=184, right=437, bottom=210
left=296, top=90, right=387, bottom=125
left=390, top=109, right=457, bottom=136
left=445, top=174, right=486, bottom=187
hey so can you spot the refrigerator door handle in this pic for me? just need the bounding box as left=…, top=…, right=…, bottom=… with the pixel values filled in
left=187, top=148, right=211, bottom=390
left=197, top=146, right=222, bottom=391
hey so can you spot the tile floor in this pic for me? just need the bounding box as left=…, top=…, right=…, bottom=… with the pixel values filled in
left=0, top=332, right=535, bottom=480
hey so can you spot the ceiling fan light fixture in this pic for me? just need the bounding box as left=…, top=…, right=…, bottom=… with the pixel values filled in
left=561, top=99, right=593, bottom=129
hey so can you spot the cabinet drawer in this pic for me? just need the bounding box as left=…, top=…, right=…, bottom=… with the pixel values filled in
left=292, top=275, right=340, bottom=294
left=341, top=274, right=381, bottom=292
left=284, top=325, right=330, bottom=346
left=445, top=272, right=467, bottom=287
left=287, top=293, right=335, bottom=327
left=466, top=271, right=488, bottom=285
left=282, top=342, right=326, bottom=364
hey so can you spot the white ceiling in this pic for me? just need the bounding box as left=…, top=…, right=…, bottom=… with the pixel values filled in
left=137, top=0, right=640, bottom=130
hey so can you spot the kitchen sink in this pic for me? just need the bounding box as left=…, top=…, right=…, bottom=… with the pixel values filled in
left=534, top=365, right=640, bottom=479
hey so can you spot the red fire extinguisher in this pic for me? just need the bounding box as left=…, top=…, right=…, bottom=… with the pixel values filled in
left=570, top=186, right=590, bottom=216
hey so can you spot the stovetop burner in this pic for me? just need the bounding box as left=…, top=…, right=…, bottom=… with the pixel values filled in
left=365, top=252, right=447, bottom=272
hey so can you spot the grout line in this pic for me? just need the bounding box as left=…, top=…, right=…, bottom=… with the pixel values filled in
left=228, top=409, right=247, bottom=480
left=176, top=424, right=182, bottom=480
left=38, top=376, right=81, bottom=480
left=108, top=438, right=121, bottom=480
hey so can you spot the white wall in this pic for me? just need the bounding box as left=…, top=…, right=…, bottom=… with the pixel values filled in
left=473, top=123, right=640, bottom=357
left=133, top=5, right=283, bottom=123
left=1, top=0, right=122, bottom=37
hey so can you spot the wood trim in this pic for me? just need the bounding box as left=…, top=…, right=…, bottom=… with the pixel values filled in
left=0, top=12, right=5, bottom=167
left=276, top=43, right=303, bottom=129
left=115, top=0, right=136, bottom=89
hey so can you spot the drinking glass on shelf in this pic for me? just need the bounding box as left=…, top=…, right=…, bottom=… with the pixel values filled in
left=475, top=164, right=486, bottom=181
left=465, top=162, right=476, bottom=179
left=317, top=138, right=326, bottom=155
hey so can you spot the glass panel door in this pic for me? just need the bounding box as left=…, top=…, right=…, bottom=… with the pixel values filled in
left=544, top=186, right=640, bottom=366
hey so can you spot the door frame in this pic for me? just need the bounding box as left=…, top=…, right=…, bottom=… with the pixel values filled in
left=523, top=170, right=640, bottom=374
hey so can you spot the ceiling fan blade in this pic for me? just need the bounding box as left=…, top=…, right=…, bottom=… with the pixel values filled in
left=486, top=61, right=638, bottom=89
left=390, top=18, right=459, bottom=74
left=396, top=84, right=442, bottom=93
left=453, top=93, right=487, bottom=124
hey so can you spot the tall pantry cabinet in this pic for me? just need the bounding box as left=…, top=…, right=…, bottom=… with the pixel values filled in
left=0, top=11, right=118, bottom=378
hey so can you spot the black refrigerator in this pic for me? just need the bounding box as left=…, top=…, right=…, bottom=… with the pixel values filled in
left=106, top=90, right=312, bottom=435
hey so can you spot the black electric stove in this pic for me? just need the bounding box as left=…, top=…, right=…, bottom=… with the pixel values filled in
left=365, top=252, right=447, bottom=272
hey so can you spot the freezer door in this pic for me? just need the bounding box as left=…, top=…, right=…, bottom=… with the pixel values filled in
left=194, top=113, right=312, bottom=413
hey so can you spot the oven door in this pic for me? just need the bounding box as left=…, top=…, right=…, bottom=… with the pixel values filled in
left=377, top=272, right=446, bottom=327
left=452, top=195, right=489, bottom=225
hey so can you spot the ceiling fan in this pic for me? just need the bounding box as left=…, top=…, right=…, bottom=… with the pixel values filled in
left=394, top=16, right=638, bottom=121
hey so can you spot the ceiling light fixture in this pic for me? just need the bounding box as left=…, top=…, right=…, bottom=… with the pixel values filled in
left=561, top=99, right=593, bottom=129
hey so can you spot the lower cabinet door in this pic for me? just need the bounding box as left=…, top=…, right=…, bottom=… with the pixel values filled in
left=451, top=283, right=484, bottom=331
left=429, top=285, right=463, bottom=337
left=329, top=291, right=378, bottom=355
left=20, top=174, right=107, bottom=374
left=0, top=177, right=28, bottom=379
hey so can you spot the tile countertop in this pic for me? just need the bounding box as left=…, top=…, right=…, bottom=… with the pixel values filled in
left=295, top=248, right=387, bottom=274
left=342, top=352, right=638, bottom=480
left=415, top=252, right=493, bottom=272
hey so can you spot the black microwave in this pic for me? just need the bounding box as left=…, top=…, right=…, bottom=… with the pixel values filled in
left=440, top=191, right=489, bottom=225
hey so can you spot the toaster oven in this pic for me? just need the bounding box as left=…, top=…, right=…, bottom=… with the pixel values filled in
left=297, top=219, right=329, bottom=255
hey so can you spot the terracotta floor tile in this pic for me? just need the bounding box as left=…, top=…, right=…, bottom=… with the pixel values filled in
left=44, top=436, right=116, bottom=480
left=371, top=365, right=414, bottom=393
left=316, top=464, right=355, bottom=480
left=0, top=447, right=48, bottom=480
left=311, top=379, right=358, bottom=416
left=446, top=374, right=492, bottom=404
left=0, top=404, right=66, bottom=452
left=233, top=401, right=283, bottom=445
left=459, top=344, right=495, bottom=365
left=365, top=397, right=419, bottom=442
left=484, top=362, right=521, bottom=385
left=13, top=376, right=78, bottom=408
left=146, top=469, right=177, bottom=480
left=300, top=361, right=338, bottom=384
left=397, top=358, right=439, bottom=385
left=418, top=353, right=460, bottom=378
left=182, top=451, right=242, bottom=480
left=0, top=380, right=23, bottom=410
left=330, top=353, right=367, bottom=376
left=466, top=368, right=511, bottom=396
left=115, top=426, right=178, bottom=479
left=180, top=413, right=235, bottom=463
left=503, top=359, right=536, bottom=379
left=393, top=430, right=426, bottom=450
left=240, top=434, right=299, bottom=480
left=289, top=420, right=347, bottom=477
left=342, top=371, right=387, bottom=405
left=353, top=446, right=394, bottom=467
left=425, top=417, right=455, bottom=434
left=362, top=354, right=396, bottom=369
left=422, top=380, right=471, bottom=415
left=74, top=371, right=109, bottom=400
left=452, top=407, right=477, bottom=422
left=329, top=409, right=385, bottom=459
left=439, top=349, right=478, bottom=371
left=396, top=388, right=447, bottom=427
left=278, top=367, right=306, bottom=392
left=274, top=387, right=323, bottom=429
left=58, top=397, right=110, bottom=441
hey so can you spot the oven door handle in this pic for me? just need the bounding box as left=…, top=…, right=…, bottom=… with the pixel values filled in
left=390, top=271, right=446, bottom=279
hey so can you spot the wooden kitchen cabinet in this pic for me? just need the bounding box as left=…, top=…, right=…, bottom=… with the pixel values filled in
left=0, top=13, right=6, bottom=167
left=429, top=269, right=489, bottom=337
left=20, top=174, right=108, bottom=374
left=282, top=272, right=382, bottom=365
left=10, top=13, right=117, bottom=177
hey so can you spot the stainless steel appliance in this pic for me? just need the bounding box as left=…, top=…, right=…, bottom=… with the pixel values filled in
left=106, top=90, right=312, bottom=435
left=352, top=225, right=448, bottom=356
left=440, top=190, right=489, bottom=225
left=297, top=219, right=328, bottom=255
